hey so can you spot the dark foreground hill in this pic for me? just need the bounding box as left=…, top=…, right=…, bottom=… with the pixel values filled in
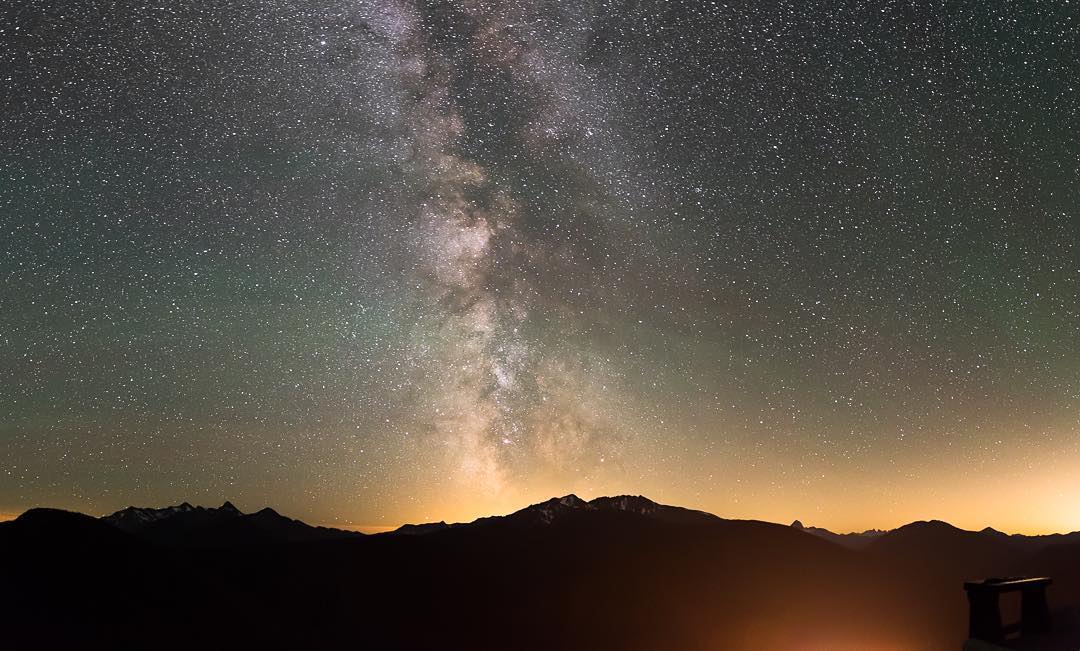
left=2, top=496, right=1080, bottom=650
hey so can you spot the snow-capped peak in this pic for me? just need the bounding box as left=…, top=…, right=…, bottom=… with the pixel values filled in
left=101, top=501, right=242, bottom=532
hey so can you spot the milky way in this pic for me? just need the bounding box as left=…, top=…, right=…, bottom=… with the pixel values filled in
left=363, top=1, right=648, bottom=495
left=2, top=0, right=1079, bottom=532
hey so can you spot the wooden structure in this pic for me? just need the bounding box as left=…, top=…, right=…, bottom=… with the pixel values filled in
left=964, top=577, right=1052, bottom=642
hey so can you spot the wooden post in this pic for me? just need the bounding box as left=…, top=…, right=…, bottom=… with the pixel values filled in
left=966, top=588, right=1003, bottom=642
left=1021, top=583, right=1051, bottom=634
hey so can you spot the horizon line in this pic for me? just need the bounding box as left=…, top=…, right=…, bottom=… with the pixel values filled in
left=3, top=496, right=1078, bottom=538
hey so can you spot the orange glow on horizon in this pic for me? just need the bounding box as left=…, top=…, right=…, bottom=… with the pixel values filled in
left=4, top=420, right=1078, bottom=537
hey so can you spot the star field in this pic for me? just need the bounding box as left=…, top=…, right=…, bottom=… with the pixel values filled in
left=2, top=0, right=1079, bottom=532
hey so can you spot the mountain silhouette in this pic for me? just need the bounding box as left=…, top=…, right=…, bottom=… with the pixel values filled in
left=390, top=520, right=451, bottom=535
left=461, top=494, right=722, bottom=529
left=790, top=519, right=886, bottom=549
left=101, top=500, right=361, bottom=546
left=4, top=496, right=1080, bottom=650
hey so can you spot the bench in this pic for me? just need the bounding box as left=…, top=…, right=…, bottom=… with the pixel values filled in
left=964, top=576, right=1052, bottom=642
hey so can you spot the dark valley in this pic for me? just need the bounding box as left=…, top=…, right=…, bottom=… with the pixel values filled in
left=4, top=496, right=1080, bottom=650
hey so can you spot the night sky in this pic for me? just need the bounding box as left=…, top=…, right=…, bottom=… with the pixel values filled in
left=2, top=0, right=1078, bottom=533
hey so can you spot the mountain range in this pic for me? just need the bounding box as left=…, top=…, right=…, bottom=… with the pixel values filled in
left=101, top=500, right=359, bottom=545
left=4, top=495, right=1080, bottom=650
